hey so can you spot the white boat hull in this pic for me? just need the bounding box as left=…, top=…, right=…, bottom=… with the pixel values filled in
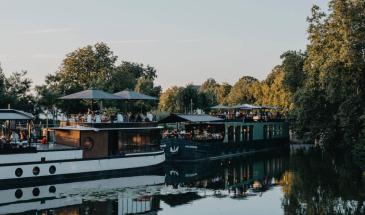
left=0, top=151, right=165, bottom=182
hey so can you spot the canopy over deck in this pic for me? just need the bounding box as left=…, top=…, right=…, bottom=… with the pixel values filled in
left=231, top=104, right=261, bottom=110
left=0, top=109, right=34, bottom=120
left=260, top=105, right=280, bottom=110
left=210, top=104, right=230, bottom=109
left=114, top=90, right=158, bottom=100
left=159, top=114, right=223, bottom=123
left=59, top=89, right=122, bottom=100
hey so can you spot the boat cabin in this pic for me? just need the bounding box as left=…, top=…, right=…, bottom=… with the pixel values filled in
left=52, top=121, right=162, bottom=158
left=0, top=109, right=36, bottom=153
left=159, top=113, right=289, bottom=144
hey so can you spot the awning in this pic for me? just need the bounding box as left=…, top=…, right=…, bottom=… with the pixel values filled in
left=114, top=90, right=158, bottom=100
left=0, top=109, right=34, bottom=120
left=159, top=114, right=223, bottom=123
left=232, top=104, right=262, bottom=110
left=210, top=104, right=230, bottom=109
left=260, top=105, right=280, bottom=110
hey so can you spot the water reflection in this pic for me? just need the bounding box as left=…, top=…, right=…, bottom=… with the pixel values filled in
left=0, top=152, right=288, bottom=215
left=281, top=150, right=365, bottom=215
left=4, top=150, right=364, bottom=215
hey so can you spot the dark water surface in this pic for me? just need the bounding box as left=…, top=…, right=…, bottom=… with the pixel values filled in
left=2, top=150, right=365, bottom=215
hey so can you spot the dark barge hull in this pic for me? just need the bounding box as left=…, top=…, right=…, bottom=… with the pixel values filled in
left=162, top=138, right=290, bottom=161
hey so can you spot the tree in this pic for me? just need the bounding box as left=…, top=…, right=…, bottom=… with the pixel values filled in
left=293, top=1, right=365, bottom=152
left=4, top=71, right=34, bottom=112
left=258, top=66, right=292, bottom=113
left=199, top=78, right=219, bottom=110
left=37, top=43, right=161, bottom=113
left=179, top=85, right=199, bottom=113
left=280, top=51, right=306, bottom=94
left=216, top=82, right=232, bottom=105
left=159, top=86, right=182, bottom=113
left=226, top=76, right=259, bottom=105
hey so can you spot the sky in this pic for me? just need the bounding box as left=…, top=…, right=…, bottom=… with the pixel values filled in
left=0, top=0, right=329, bottom=89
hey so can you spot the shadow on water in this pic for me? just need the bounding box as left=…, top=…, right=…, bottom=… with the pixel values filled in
left=0, top=149, right=364, bottom=214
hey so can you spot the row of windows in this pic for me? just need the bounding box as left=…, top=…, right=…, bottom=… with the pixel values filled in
left=15, top=165, right=56, bottom=177
left=227, top=125, right=254, bottom=143
left=263, top=125, right=285, bottom=139
left=15, top=186, right=56, bottom=199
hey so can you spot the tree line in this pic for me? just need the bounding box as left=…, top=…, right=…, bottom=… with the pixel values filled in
left=158, top=50, right=304, bottom=115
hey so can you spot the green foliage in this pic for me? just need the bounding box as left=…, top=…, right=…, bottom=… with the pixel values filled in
left=216, top=82, right=232, bottom=105
left=159, top=79, right=233, bottom=113
left=2, top=71, right=34, bottom=111
left=226, top=76, right=259, bottom=105
left=159, top=86, right=183, bottom=113
left=293, top=0, right=365, bottom=152
left=36, top=43, right=161, bottom=113
left=280, top=51, right=306, bottom=94
left=259, top=66, right=292, bottom=113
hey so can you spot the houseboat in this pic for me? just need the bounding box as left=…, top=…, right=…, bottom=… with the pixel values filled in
left=160, top=113, right=289, bottom=161
left=0, top=109, right=165, bottom=186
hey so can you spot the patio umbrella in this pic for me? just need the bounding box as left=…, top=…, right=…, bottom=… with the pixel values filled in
left=59, top=89, right=122, bottom=100
left=114, top=90, right=158, bottom=113
left=261, top=105, right=280, bottom=110
left=232, top=104, right=262, bottom=110
left=59, top=89, right=124, bottom=111
left=113, top=90, right=158, bottom=100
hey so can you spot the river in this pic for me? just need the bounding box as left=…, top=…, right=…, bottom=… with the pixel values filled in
left=1, top=149, right=364, bottom=215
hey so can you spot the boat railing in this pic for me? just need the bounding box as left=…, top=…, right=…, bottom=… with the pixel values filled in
left=60, top=121, right=158, bottom=128
left=222, top=118, right=286, bottom=123
left=0, top=143, right=37, bottom=154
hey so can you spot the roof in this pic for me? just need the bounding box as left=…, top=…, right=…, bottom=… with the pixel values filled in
left=59, top=89, right=122, bottom=100
left=159, top=114, right=223, bottom=123
left=210, top=104, right=230, bottom=109
left=232, top=104, right=262, bottom=110
left=0, top=109, right=34, bottom=120
left=114, top=90, right=158, bottom=100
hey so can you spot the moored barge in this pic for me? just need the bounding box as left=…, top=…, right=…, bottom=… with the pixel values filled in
left=0, top=109, right=165, bottom=185
left=160, top=113, right=289, bottom=161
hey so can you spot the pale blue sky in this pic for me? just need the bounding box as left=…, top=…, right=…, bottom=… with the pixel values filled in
left=0, top=0, right=329, bottom=89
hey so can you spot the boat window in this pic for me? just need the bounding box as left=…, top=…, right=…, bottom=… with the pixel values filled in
left=235, top=126, right=241, bottom=143
left=49, top=186, right=56, bottom=193
left=32, top=166, right=40, bottom=176
left=15, top=189, right=23, bottom=199
left=49, top=165, right=56, bottom=174
left=162, top=123, right=225, bottom=143
left=32, top=188, right=40, bottom=196
left=83, top=137, right=94, bottom=151
left=112, top=129, right=161, bottom=155
left=15, top=168, right=23, bottom=177
left=228, top=126, right=234, bottom=142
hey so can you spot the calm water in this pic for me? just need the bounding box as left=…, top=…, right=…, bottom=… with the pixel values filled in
left=2, top=150, right=365, bottom=215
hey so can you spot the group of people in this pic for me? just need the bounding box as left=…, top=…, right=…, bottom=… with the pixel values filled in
left=162, top=128, right=224, bottom=142
left=212, top=110, right=282, bottom=122
left=61, top=111, right=155, bottom=124
left=0, top=128, right=48, bottom=146
left=0, top=130, right=28, bottom=145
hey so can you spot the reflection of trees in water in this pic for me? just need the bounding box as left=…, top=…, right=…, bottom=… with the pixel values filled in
left=281, top=149, right=365, bottom=215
